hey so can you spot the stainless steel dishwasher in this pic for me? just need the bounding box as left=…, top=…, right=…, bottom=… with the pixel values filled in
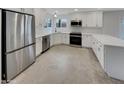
left=42, top=35, right=50, bottom=52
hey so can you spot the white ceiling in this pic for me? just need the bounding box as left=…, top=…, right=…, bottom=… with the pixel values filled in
left=44, top=8, right=124, bottom=15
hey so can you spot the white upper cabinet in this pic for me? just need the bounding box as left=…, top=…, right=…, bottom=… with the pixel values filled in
left=96, top=12, right=103, bottom=27
left=86, top=12, right=97, bottom=27
left=82, top=13, right=87, bottom=27
left=82, top=11, right=103, bottom=27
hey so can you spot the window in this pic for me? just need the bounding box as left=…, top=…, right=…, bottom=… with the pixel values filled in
left=47, top=19, right=52, bottom=27
left=56, top=18, right=67, bottom=28
left=44, top=18, right=52, bottom=28
left=56, top=19, right=61, bottom=27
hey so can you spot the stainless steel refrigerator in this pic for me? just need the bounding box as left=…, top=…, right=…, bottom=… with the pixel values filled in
left=2, top=10, right=35, bottom=83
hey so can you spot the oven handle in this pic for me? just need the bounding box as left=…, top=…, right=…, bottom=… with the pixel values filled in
left=70, top=35, right=82, bottom=38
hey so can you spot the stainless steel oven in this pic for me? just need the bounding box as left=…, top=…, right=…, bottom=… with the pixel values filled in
left=70, top=32, right=82, bottom=46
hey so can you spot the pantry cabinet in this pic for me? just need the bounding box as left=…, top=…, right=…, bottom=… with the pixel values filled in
left=36, top=37, right=42, bottom=56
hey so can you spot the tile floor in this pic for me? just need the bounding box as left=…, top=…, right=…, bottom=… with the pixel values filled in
left=10, top=45, right=124, bottom=84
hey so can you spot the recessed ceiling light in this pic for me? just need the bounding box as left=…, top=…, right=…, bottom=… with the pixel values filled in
left=54, top=14, right=57, bottom=18
left=54, top=12, right=57, bottom=18
left=74, top=9, right=78, bottom=11
left=53, top=11, right=58, bottom=18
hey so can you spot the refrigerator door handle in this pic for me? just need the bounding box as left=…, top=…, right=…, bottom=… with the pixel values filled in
left=25, top=15, right=35, bottom=46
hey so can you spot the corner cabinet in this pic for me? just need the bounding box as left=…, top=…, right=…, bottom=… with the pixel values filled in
left=50, top=33, right=62, bottom=45
left=50, top=33, right=70, bottom=46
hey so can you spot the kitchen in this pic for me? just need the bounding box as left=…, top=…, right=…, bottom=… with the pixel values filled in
left=1, top=8, right=124, bottom=84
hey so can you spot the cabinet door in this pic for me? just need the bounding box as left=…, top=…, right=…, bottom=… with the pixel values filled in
left=82, top=34, right=92, bottom=48
left=36, top=38, right=42, bottom=56
left=50, top=34, right=54, bottom=46
left=61, top=34, right=69, bottom=44
left=61, top=34, right=65, bottom=44
left=96, top=12, right=103, bottom=27
left=82, top=35, right=87, bottom=47
left=82, top=13, right=87, bottom=27
left=86, top=12, right=96, bottom=27
left=98, top=44, right=104, bottom=68
left=54, top=33, right=62, bottom=45
left=65, top=34, right=69, bottom=44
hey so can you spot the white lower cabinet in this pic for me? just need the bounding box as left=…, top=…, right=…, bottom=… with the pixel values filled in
left=50, top=33, right=69, bottom=46
left=96, top=42, right=104, bottom=68
left=51, top=33, right=62, bottom=45
left=92, top=37, right=104, bottom=69
left=82, top=34, right=92, bottom=48
left=50, top=34, right=54, bottom=46
left=36, top=37, right=42, bottom=56
left=61, top=33, right=69, bottom=44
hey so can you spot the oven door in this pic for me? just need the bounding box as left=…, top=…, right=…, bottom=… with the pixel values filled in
left=70, top=35, right=82, bottom=46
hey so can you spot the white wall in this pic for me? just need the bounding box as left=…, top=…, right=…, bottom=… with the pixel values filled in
left=33, top=8, right=53, bottom=38
left=102, top=11, right=124, bottom=39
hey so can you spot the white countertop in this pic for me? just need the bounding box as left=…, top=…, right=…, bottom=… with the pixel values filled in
left=36, top=31, right=70, bottom=38
left=92, top=34, right=124, bottom=47
left=36, top=31, right=124, bottom=48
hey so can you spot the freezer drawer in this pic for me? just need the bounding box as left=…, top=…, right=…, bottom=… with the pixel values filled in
left=6, top=45, right=35, bottom=81
left=6, top=11, right=25, bottom=52
left=22, top=45, right=35, bottom=70
left=6, top=49, right=24, bottom=81
left=25, top=15, right=35, bottom=46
